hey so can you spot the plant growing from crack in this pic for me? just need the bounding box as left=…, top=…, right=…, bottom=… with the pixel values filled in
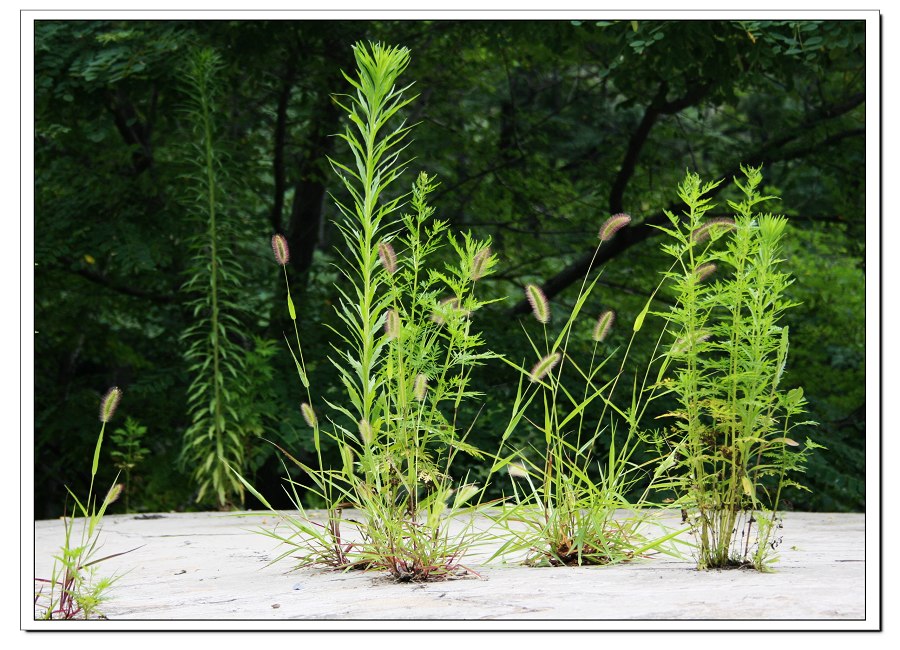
left=35, top=388, right=139, bottom=619
left=236, top=41, right=499, bottom=581
left=489, top=215, right=684, bottom=567
left=646, top=165, right=822, bottom=570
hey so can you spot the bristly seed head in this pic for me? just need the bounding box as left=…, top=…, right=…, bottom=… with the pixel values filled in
left=413, top=373, right=428, bottom=401
left=592, top=310, right=615, bottom=343
left=272, top=234, right=290, bottom=266
left=691, top=218, right=736, bottom=243
left=431, top=297, right=469, bottom=325
left=507, top=462, right=529, bottom=478
left=358, top=419, right=374, bottom=446
left=471, top=246, right=492, bottom=281
left=378, top=241, right=398, bottom=275
left=431, top=299, right=451, bottom=325
left=671, top=332, right=711, bottom=355
left=103, top=483, right=124, bottom=507
left=525, top=284, right=550, bottom=324
left=599, top=213, right=632, bottom=242
left=385, top=309, right=401, bottom=339
left=100, top=386, right=122, bottom=423
left=695, top=263, right=717, bottom=282
left=300, top=402, right=317, bottom=428
left=529, top=351, right=561, bottom=383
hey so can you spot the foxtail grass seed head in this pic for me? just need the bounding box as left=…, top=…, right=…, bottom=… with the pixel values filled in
left=529, top=351, right=561, bottom=383
left=672, top=332, right=711, bottom=355
left=100, top=387, right=122, bottom=423
left=453, top=484, right=480, bottom=508
left=272, top=234, right=290, bottom=266
left=471, top=246, right=492, bottom=281
left=300, top=402, right=317, bottom=428
left=592, top=310, right=616, bottom=342
left=385, top=309, right=401, bottom=339
left=691, top=218, right=736, bottom=243
left=378, top=241, right=398, bottom=275
left=695, top=263, right=717, bottom=282
left=525, top=284, right=550, bottom=324
left=413, top=373, right=429, bottom=401
left=431, top=297, right=468, bottom=325
left=358, top=419, right=374, bottom=446
left=103, top=483, right=124, bottom=507
left=431, top=297, right=454, bottom=325
left=507, top=462, right=529, bottom=478
left=599, top=213, right=632, bottom=242
left=340, top=445, right=355, bottom=475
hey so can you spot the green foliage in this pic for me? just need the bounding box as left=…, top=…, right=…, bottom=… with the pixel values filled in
left=489, top=255, right=684, bottom=567
left=32, top=20, right=866, bottom=517
left=177, top=48, right=275, bottom=508
left=34, top=21, right=189, bottom=517
left=648, top=167, right=821, bottom=570
left=241, top=42, right=502, bottom=580
left=780, top=226, right=864, bottom=510
left=110, top=417, right=149, bottom=513
left=35, top=388, right=135, bottom=619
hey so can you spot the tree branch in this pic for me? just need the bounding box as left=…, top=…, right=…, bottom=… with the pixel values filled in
left=271, top=61, right=295, bottom=234
left=509, top=116, right=865, bottom=316
left=106, top=87, right=153, bottom=175
left=73, top=268, right=176, bottom=304
left=287, top=93, right=340, bottom=274
left=609, top=81, right=713, bottom=213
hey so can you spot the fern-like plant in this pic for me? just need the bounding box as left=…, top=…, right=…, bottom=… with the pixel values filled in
left=649, top=166, right=821, bottom=570
left=110, top=417, right=149, bottom=514
left=178, top=48, right=269, bottom=508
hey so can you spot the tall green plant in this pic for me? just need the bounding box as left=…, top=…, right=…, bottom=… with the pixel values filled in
left=490, top=216, right=683, bottom=566
left=237, top=42, right=498, bottom=580
left=178, top=48, right=269, bottom=508
left=35, top=388, right=136, bottom=619
left=649, top=166, right=821, bottom=570
left=347, top=172, right=498, bottom=577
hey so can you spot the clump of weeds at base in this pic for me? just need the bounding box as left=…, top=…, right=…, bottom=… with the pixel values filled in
left=488, top=216, right=686, bottom=568
left=34, top=387, right=141, bottom=619
left=235, top=42, right=501, bottom=582
left=644, top=166, right=822, bottom=571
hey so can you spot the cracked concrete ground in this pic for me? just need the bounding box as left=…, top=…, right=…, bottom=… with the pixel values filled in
left=30, top=510, right=870, bottom=628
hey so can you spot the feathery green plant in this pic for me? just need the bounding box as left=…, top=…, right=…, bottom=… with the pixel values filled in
left=647, top=166, right=821, bottom=570
left=110, top=417, right=149, bottom=514
left=178, top=48, right=271, bottom=508
left=346, top=173, right=499, bottom=578
left=490, top=215, right=683, bottom=566
left=237, top=42, right=499, bottom=581
left=35, top=388, right=137, bottom=619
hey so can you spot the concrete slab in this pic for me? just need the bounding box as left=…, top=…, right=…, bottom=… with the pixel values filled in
left=30, top=510, right=870, bottom=629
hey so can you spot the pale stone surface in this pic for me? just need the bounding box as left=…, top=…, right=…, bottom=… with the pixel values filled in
left=31, top=510, right=867, bottom=627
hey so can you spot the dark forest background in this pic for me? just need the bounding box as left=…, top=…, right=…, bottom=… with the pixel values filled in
left=33, top=19, right=866, bottom=517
